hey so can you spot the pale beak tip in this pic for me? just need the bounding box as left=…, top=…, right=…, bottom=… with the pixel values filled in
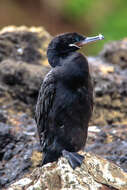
left=99, top=34, right=104, bottom=40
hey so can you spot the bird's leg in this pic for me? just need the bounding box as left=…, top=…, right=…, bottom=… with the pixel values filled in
left=62, top=150, right=84, bottom=169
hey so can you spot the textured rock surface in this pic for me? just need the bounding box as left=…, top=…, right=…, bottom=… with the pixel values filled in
left=0, top=26, right=51, bottom=188
left=7, top=152, right=127, bottom=190
left=86, top=125, right=127, bottom=173
left=0, top=26, right=51, bottom=65
left=0, top=26, right=51, bottom=105
left=99, top=38, right=127, bottom=68
left=89, top=56, right=127, bottom=126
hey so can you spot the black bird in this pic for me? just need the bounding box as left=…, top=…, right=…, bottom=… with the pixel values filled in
left=35, top=32, right=104, bottom=169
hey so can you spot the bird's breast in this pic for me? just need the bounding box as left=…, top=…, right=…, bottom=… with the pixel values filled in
left=54, top=83, right=92, bottom=126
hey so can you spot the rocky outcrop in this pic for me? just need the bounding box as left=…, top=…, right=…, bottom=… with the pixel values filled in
left=0, top=26, right=51, bottom=105
left=99, top=38, right=127, bottom=68
left=7, top=152, right=127, bottom=190
left=0, top=26, right=51, bottom=188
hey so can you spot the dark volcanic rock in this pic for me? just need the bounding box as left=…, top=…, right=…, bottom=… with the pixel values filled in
left=0, top=110, right=7, bottom=123
left=0, top=26, right=51, bottom=188
left=86, top=125, right=127, bottom=172
left=0, top=26, right=51, bottom=106
left=0, top=59, right=49, bottom=105
left=88, top=56, right=127, bottom=126
left=99, top=38, right=127, bottom=69
left=0, top=115, right=41, bottom=188
left=0, top=26, right=51, bottom=65
left=0, top=123, right=13, bottom=154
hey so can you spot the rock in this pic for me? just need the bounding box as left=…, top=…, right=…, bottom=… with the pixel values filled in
left=0, top=26, right=51, bottom=65
left=0, top=109, right=7, bottom=123
left=0, top=59, right=49, bottom=105
left=88, top=56, right=127, bottom=126
left=86, top=125, right=127, bottom=173
left=0, top=116, right=41, bottom=189
left=0, top=26, right=51, bottom=105
left=0, top=123, right=14, bottom=153
left=99, top=38, right=127, bottom=69
left=7, top=152, right=127, bottom=190
left=0, top=26, right=51, bottom=188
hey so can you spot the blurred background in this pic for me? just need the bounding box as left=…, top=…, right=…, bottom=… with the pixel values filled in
left=1, top=0, right=127, bottom=55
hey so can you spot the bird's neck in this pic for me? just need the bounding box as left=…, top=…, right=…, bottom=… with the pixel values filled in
left=47, top=49, right=62, bottom=67
left=47, top=48, right=73, bottom=67
left=52, top=52, right=90, bottom=90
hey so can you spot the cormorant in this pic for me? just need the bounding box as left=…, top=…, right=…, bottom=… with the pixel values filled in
left=35, top=32, right=104, bottom=169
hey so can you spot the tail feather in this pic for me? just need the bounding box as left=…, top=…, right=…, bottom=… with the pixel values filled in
left=41, top=138, right=63, bottom=166
left=42, top=152, right=60, bottom=166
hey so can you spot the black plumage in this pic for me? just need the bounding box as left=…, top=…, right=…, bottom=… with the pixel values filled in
left=35, top=32, right=104, bottom=169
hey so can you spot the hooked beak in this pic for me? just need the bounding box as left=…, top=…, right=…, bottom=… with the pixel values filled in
left=74, top=34, right=104, bottom=48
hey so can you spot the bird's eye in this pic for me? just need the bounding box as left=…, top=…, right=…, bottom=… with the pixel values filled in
left=75, top=36, right=80, bottom=42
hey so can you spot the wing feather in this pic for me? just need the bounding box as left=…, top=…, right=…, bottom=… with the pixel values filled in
left=35, top=70, right=55, bottom=147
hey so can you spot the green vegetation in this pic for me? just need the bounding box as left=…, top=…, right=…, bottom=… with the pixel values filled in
left=63, top=0, right=127, bottom=54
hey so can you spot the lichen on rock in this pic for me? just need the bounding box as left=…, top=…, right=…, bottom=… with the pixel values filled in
left=7, top=152, right=127, bottom=190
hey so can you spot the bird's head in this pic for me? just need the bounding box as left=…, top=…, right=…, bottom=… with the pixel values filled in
left=47, top=32, right=104, bottom=67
